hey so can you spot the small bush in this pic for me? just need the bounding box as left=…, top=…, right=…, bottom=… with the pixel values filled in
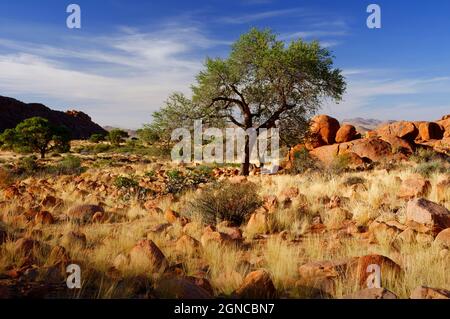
left=288, top=148, right=318, bottom=175
left=0, top=167, right=14, bottom=189
left=53, top=155, right=84, bottom=175
left=17, top=156, right=39, bottom=174
left=414, top=161, right=449, bottom=178
left=328, top=154, right=351, bottom=174
left=114, top=176, right=139, bottom=189
left=89, top=134, right=106, bottom=143
left=410, top=148, right=443, bottom=163
left=165, top=168, right=214, bottom=194
left=190, top=180, right=262, bottom=225
left=343, top=176, right=367, bottom=187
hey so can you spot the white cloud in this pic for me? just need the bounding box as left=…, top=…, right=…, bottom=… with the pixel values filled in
left=0, top=26, right=225, bottom=128
left=219, top=8, right=306, bottom=24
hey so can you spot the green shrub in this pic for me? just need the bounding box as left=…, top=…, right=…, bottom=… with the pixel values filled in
left=329, top=154, right=351, bottom=174
left=17, top=155, right=39, bottom=174
left=190, top=180, right=262, bottom=225
left=288, top=148, right=318, bottom=175
left=53, top=155, right=84, bottom=175
left=165, top=168, right=214, bottom=194
left=89, top=134, right=106, bottom=143
left=414, top=160, right=449, bottom=178
left=410, top=148, right=443, bottom=163
left=114, top=176, right=139, bottom=189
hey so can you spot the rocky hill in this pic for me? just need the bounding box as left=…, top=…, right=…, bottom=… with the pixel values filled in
left=0, top=96, right=107, bottom=139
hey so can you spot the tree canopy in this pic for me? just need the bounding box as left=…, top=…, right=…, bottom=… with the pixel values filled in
left=0, top=117, right=70, bottom=158
left=192, top=28, right=346, bottom=174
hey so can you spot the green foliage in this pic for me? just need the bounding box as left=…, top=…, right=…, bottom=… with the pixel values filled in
left=108, top=129, right=129, bottom=146
left=343, top=176, right=367, bottom=187
left=114, top=176, right=151, bottom=201
left=141, top=92, right=226, bottom=147
left=52, top=155, right=84, bottom=175
left=328, top=154, right=351, bottom=174
left=190, top=180, right=262, bottom=225
left=410, top=147, right=445, bottom=163
left=114, top=176, right=139, bottom=189
left=287, top=148, right=318, bottom=175
left=0, top=117, right=71, bottom=158
left=165, top=168, right=215, bottom=194
left=192, top=28, right=346, bottom=148
left=17, top=155, right=39, bottom=174
left=414, top=160, right=449, bottom=178
left=89, top=133, right=106, bottom=143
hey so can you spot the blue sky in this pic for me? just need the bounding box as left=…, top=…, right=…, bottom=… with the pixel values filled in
left=0, top=0, right=449, bottom=128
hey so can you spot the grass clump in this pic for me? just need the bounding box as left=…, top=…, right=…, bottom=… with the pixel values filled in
left=190, top=180, right=262, bottom=226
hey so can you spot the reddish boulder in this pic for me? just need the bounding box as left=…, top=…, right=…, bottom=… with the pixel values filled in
left=336, top=124, right=357, bottom=143
left=377, top=121, right=419, bottom=141
left=234, top=269, right=276, bottom=299
left=34, top=211, right=54, bottom=225
left=343, top=288, right=397, bottom=299
left=410, top=286, right=450, bottom=299
left=129, top=239, right=168, bottom=272
left=67, top=204, right=104, bottom=223
left=418, top=122, right=443, bottom=141
left=156, top=277, right=213, bottom=299
left=310, top=115, right=340, bottom=145
left=406, top=198, right=450, bottom=234
left=398, top=176, right=431, bottom=199
left=434, top=228, right=450, bottom=249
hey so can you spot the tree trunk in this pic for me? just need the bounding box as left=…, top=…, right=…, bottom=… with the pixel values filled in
left=240, top=135, right=250, bottom=176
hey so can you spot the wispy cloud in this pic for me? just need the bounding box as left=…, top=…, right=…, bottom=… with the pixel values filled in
left=0, top=25, right=227, bottom=128
left=219, top=8, right=307, bottom=24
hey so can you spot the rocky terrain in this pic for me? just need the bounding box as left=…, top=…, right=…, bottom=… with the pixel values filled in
left=0, top=96, right=107, bottom=139
left=0, top=114, right=449, bottom=299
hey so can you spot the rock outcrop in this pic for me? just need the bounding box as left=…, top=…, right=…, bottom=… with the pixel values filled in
left=0, top=95, right=106, bottom=139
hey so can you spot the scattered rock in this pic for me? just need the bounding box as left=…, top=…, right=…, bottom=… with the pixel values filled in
left=410, top=286, right=450, bottom=299
left=61, top=231, right=87, bottom=249
left=67, top=204, right=104, bottom=223
left=129, top=240, right=167, bottom=272
left=156, top=277, right=213, bottom=299
left=246, top=210, right=269, bottom=235
left=398, top=176, right=431, bottom=199
left=343, top=288, right=397, bottom=299
left=34, top=211, right=54, bottom=225
left=234, top=269, right=276, bottom=299
left=436, top=179, right=450, bottom=203
left=434, top=228, right=450, bottom=249
left=406, top=198, right=450, bottom=234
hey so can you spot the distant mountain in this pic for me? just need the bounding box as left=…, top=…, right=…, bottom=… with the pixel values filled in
left=342, top=117, right=395, bottom=133
left=0, top=95, right=107, bottom=139
left=103, top=126, right=138, bottom=138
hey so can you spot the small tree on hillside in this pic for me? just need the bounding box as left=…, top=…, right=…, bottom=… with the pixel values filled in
left=108, top=129, right=129, bottom=146
left=0, top=117, right=71, bottom=158
left=192, top=28, right=346, bottom=175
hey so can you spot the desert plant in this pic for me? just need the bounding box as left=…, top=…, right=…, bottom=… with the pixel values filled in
left=413, top=160, right=449, bottom=177
left=190, top=180, right=262, bottom=225
left=53, top=155, right=84, bottom=175
left=89, top=133, right=106, bottom=143
left=0, top=117, right=70, bottom=158
left=17, top=155, right=39, bottom=174
left=287, top=148, right=318, bottom=175
left=343, top=176, right=367, bottom=187
left=108, top=129, right=129, bottom=146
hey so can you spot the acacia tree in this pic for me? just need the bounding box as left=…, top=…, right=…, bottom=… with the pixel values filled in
left=192, top=28, right=346, bottom=175
left=0, top=117, right=70, bottom=158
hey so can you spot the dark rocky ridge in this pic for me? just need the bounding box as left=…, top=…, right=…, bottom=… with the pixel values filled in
left=0, top=95, right=107, bottom=139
